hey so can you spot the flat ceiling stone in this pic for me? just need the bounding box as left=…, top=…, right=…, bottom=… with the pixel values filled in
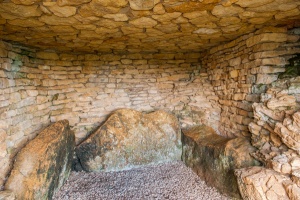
left=0, top=0, right=299, bottom=53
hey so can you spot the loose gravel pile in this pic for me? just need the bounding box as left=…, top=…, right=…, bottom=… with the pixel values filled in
left=54, top=161, right=230, bottom=200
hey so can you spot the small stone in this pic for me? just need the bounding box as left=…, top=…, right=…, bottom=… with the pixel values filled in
left=129, top=0, right=155, bottom=10
left=129, top=17, right=157, bottom=28
left=43, top=3, right=77, bottom=17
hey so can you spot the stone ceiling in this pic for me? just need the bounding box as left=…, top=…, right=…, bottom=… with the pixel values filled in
left=0, top=0, right=299, bottom=54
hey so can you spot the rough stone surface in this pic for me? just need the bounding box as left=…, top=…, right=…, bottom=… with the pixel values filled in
left=76, top=109, right=182, bottom=172
left=203, top=27, right=300, bottom=138
left=4, top=120, right=75, bottom=200
left=182, top=125, right=259, bottom=198
left=0, top=1, right=299, bottom=53
left=0, top=190, right=15, bottom=200
left=235, top=166, right=291, bottom=200
left=238, top=77, right=300, bottom=199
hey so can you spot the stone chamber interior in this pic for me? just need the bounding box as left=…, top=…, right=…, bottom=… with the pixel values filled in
left=0, top=0, right=300, bottom=199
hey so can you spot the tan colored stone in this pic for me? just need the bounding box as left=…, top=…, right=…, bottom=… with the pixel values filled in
left=103, top=14, right=129, bottom=21
left=57, top=0, right=91, bottom=6
left=7, top=19, right=44, bottom=27
left=79, top=3, right=120, bottom=17
left=129, top=17, right=157, bottom=28
left=5, top=120, right=75, bottom=200
left=43, top=3, right=77, bottom=17
left=219, top=16, right=241, bottom=26
left=36, top=51, right=59, bottom=60
left=230, top=70, right=239, bottom=78
left=92, top=0, right=128, bottom=8
left=153, top=3, right=165, bottom=14
left=0, top=3, right=42, bottom=17
left=275, top=8, right=300, bottom=20
left=235, top=167, right=290, bottom=200
left=246, top=33, right=288, bottom=47
left=193, top=28, right=219, bottom=34
left=0, top=190, right=15, bottom=200
left=221, top=0, right=238, bottom=7
left=267, top=95, right=296, bottom=110
left=76, top=109, right=182, bottom=172
left=39, top=15, right=79, bottom=25
left=164, top=2, right=215, bottom=13
left=152, top=12, right=181, bottom=23
left=10, top=0, right=39, bottom=5
left=235, top=0, right=275, bottom=7
left=121, top=26, right=143, bottom=34
left=211, top=5, right=244, bottom=17
left=183, top=10, right=209, bottom=19
left=129, top=0, right=155, bottom=10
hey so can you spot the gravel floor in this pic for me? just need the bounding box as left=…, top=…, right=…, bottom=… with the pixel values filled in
left=54, top=161, right=230, bottom=200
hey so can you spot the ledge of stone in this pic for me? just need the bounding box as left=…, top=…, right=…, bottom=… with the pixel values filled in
left=182, top=125, right=260, bottom=198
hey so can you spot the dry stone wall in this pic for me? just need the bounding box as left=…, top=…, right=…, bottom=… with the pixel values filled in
left=235, top=77, right=300, bottom=199
left=0, top=40, right=220, bottom=189
left=0, top=41, right=51, bottom=189
left=202, top=27, right=300, bottom=138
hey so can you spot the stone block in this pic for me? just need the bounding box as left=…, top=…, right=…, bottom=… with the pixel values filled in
left=36, top=51, right=59, bottom=60
left=5, top=120, right=75, bottom=200
left=182, top=125, right=259, bottom=198
left=256, top=74, right=278, bottom=84
left=246, top=33, right=287, bottom=47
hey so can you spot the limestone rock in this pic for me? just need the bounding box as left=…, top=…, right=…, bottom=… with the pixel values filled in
left=235, top=166, right=290, bottom=200
left=274, top=112, right=300, bottom=153
left=129, top=17, right=157, bottom=28
left=76, top=109, right=182, bottom=172
left=266, top=95, right=296, bottom=110
left=43, top=3, right=77, bottom=18
left=5, top=120, right=75, bottom=200
left=57, top=0, right=91, bottom=6
left=0, top=190, right=15, bottom=200
left=0, top=3, right=42, bottom=18
left=182, top=125, right=259, bottom=198
left=129, top=0, right=155, bottom=10
left=235, top=0, right=275, bottom=8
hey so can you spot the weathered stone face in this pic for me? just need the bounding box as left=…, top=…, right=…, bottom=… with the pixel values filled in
left=236, top=77, right=300, bottom=199
left=4, top=120, right=75, bottom=200
left=76, top=109, right=182, bottom=172
left=0, top=0, right=299, bottom=53
left=182, top=125, right=259, bottom=198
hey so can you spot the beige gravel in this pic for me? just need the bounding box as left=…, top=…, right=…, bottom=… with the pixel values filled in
left=54, top=161, right=230, bottom=200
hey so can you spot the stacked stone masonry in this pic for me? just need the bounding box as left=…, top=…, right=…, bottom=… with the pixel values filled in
left=0, top=0, right=299, bottom=53
left=235, top=76, right=300, bottom=199
left=202, top=27, right=300, bottom=138
left=0, top=40, right=221, bottom=189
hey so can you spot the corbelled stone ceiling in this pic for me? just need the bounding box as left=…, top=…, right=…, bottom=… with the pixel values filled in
left=0, top=0, right=299, bottom=53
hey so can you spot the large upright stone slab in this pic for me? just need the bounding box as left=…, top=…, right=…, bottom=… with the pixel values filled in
left=182, top=125, right=259, bottom=198
left=76, top=109, right=182, bottom=172
left=5, top=120, right=75, bottom=200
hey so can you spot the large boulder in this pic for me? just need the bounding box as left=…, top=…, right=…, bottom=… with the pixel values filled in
left=182, top=125, right=259, bottom=198
left=76, top=109, right=182, bottom=172
left=5, top=120, right=75, bottom=200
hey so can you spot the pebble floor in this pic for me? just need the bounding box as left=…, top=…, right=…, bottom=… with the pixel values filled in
left=54, top=161, right=230, bottom=200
